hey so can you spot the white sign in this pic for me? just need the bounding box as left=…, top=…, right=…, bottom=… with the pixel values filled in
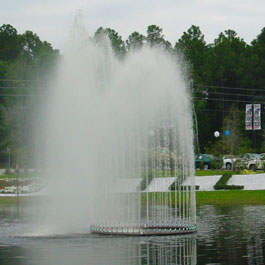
left=245, top=104, right=253, bottom=130
left=253, top=104, right=261, bottom=130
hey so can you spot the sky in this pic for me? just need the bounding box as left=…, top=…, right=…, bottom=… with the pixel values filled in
left=1, top=0, right=265, bottom=51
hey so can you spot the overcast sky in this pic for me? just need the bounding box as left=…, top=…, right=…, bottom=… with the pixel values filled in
left=1, top=0, right=264, bottom=50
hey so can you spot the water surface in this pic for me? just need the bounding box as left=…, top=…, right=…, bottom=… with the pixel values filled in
left=0, top=204, right=264, bottom=265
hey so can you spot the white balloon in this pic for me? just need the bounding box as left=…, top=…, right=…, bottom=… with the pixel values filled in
left=148, top=130, right=155, bottom=136
left=214, top=131, right=220, bottom=137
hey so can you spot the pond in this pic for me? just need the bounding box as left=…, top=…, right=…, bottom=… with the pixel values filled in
left=0, top=204, right=264, bottom=265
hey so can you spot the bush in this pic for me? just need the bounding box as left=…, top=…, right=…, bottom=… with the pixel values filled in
left=233, top=159, right=244, bottom=170
left=139, top=170, right=153, bottom=191
left=199, top=161, right=204, bottom=170
left=180, top=185, right=200, bottom=191
left=214, top=184, right=244, bottom=190
left=211, top=159, right=223, bottom=170
left=214, top=172, right=244, bottom=190
left=241, top=169, right=250, bottom=175
left=211, top=160, right=217, bottom=170
left=170, top=183, right=200, bottom=191
left=214, top=172, right=232, bottom=187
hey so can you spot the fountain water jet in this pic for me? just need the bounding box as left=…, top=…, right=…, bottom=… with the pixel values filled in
left=40, top=24, right=196, bottom=236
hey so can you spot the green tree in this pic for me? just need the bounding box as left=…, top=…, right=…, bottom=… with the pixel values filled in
left=175, top=26, right=218, bottom=151
left=94, top=27, right=126, bottom=58
left=0, top=27, right=58, bottom=168
left=20, top=31, right=59, bottom=80
left=146, top=25, right=171, bottom=50
left=21, top=31, right=43, bottom=61
left=175, top=25, right=207, bottom=84
left=0, top=24, right=22, bottom=62
left=126, top=31, right=145, bottom=51
left=221, top=106, right=243, bottom=154
left=246, top=28, right=265, bottom=151
left=0, top=60, right=8, bottom=79
left=194, top=30, right=251, bottom=152
left=209, top=30, right=248, bottom=88
left=249, top=27, right=265, bottom=90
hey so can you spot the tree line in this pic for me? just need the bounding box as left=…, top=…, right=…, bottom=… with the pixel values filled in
left=0, top=23, right=265, bottom=167
left=95, top=25, right=265, bottom=155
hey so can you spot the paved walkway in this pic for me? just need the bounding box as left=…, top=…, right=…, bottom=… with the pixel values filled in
left=227, top=174, right=265, bottom=191
left=183, top=173, right=265, bottom=191
left=1, top=174, right=265, bottom=196
left=146, top=173, right=265, bottom=192
left=145, top=177, right=176, bottom=192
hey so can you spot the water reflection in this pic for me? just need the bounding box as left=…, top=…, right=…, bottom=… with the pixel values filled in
left=196, top=205, right=265, bottom=265
left=0, top=204, right=196, bottom=265
left=127, top=235, right=196, bottom=265
left=21, top=234, right=197, bottom=265
left=0, top=245, right=25, bottom=265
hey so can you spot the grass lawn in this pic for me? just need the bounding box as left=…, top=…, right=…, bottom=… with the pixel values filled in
left=0, top=173, right=17, bottom=179
left=0, top=172, right=37, bottom=179
left=0, top=196, right=19, bottom=205
left=196, top=190, right=265, bottom=205
left=195, top=170, right=224, bottom=176
left=0, top=196, right=34, bottom=205
left=195, top=169, right=265, bottom=176
left=1, top=190, right=265, bottom=207
left=141, top=190, right=265, bottom=206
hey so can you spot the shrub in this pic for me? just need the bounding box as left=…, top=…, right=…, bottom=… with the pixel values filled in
left=214, top=184, right=244, bottom=190
left=211, top=160, right=217, bottom=170
left=170, top=183, right=200, bottom=191
left=211, top=159, right=223, bottom=170
left=214, top=172, right=244, bottom=190
left=180, top=185, right=200, bottom=191
left=241, top=169, right=250, bottom=175
left=233, top=159, right=244, bottom=170
left=139, top=170, right=153, bottom=191
left=199, top=161, right=204, bottom=170
left=233, top=159, right=249, bottom=171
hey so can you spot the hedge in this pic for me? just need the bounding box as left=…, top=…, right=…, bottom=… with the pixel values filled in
left=214, top=172, right=244, bottom=190
left=170, top=184, right=200, bottom=191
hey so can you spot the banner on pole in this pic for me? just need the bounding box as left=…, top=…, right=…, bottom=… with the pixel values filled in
left=253, top=104, right=261, bottom=130
left=245, top=104, right=253, bottom=130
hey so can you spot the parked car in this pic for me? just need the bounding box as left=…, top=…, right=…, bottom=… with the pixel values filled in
left=223, top=155, right=238, bottom=170
left=223, top=153, right=262, bottom=170
left=245, top=154, right=265, bottom=170
left=145, top=147, right=180, bottom=169
left=195, top=154, right=222, bottom=170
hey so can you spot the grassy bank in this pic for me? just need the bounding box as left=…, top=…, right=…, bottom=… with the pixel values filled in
left=195, top=169, right=265, bottom=176
left=1, top=190, right=265, bottom=206
left=0, top=196, right=34, bottom=205
left=0, top=196, right=19, bottom=205
left=141, top=190, right=265, bottom=206
left=195, top=170, right=224, bottom=176
left=196, top=190, right=265, bottom=205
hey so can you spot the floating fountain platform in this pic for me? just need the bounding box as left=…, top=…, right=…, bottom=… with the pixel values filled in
left=90, top=225, right=197, bottom=236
